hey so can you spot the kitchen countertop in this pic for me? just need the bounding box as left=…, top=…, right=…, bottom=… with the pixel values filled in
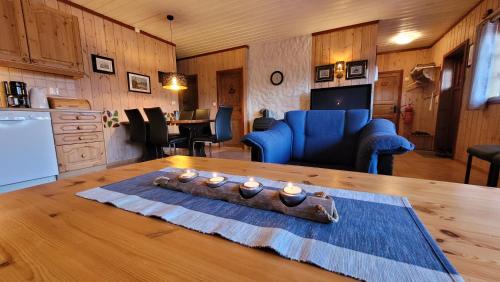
left=0, top=107, right=103, bottom=113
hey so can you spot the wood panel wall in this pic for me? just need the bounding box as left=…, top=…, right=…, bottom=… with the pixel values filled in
left=311, top=22, right=378, bottom=89
left=431, top=0, right=500, bottom=169
left=0, top=0, right=178, bottom=165
left=377, top=49, right=438, bottom=138
left=176, top=47, right=249, bottom=132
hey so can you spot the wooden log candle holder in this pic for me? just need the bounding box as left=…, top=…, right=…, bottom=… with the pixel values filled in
left=153, top=173, right=339, bottom=223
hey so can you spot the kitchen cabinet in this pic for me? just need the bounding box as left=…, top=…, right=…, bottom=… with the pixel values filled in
left=55, top=142, right=106, bottom=172
left=0, top=0, right=30, bottom=64
left=0, top=0, right=84, bottom=77
left=22, top=0, right=83, bottom=74
left=51, top=110, right=106, bottom=174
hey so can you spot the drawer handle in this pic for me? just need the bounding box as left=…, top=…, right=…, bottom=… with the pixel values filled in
left=78, top=136, right=96, bottom=141
left=76, top=125, right=96, bottom=130
left=76, top=115, right=95, bottom=120
left=81, top=153, right=86, bottom=158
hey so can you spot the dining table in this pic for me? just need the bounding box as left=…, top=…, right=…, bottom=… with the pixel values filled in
left=1, top=156, right=500, bottom=281
left=120, top=119, right=215, bottom=156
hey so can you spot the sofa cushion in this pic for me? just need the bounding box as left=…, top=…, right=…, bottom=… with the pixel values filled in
left=285, top=109, right=369, bottom=165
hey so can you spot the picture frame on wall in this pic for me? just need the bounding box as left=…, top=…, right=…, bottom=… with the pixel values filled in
left=346, top=60, right=368, bottom=80
left=91, top=54, right=115, bottom=74
left=127, top=72, right=151, bottom=94
left=315, top=65, right=334, bottom=82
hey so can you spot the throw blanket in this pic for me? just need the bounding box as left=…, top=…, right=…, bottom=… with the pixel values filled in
left=76, top=167, right=463, bottom=282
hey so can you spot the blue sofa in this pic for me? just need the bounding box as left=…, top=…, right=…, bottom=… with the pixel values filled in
left=241, top=109, right=414, bottom=175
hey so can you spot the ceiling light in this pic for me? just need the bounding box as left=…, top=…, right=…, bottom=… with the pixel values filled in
left=162, top=15, right=187, bottom=91
left=391, top=31, right=421, bottom=45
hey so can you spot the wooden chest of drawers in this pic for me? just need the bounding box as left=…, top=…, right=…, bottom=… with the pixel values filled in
left=51, top=110, right=106, bottom=174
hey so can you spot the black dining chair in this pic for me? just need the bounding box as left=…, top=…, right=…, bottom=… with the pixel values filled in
left=180, top=110, right=194, bottom=120
left=192, top=106, right=233, bottom=157
left=143, top=107, right=187, bottom=158
left=465, top=144, right=500, bottom=187
left=175, top=110, right=195, bottom=149
left=124, top=109, right=152, bottom=161
left=194, top=108, right=212, bottom=136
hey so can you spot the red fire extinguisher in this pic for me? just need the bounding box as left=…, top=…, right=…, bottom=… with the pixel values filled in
left=401, top=104, right=414, bottom=124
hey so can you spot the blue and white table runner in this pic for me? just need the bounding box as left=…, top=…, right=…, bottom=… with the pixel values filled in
left=77, top=167, right=463, bottom=282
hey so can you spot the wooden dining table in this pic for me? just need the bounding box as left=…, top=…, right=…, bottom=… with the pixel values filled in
left=1, top=156, right=499, bottom=281
left=120, top=119, right=215, bottom=156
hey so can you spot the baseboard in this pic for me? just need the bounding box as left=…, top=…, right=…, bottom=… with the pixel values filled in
left=107, top=157, right=142, bottom=169
left=455, top=158, right=489, bottom=174
left=58, top=165, right=107, bottom=179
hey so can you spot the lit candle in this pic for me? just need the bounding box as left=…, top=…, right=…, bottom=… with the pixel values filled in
left=279, top=182, right=306, bottom=207
left=178, top=169, right=198, bottom=182
left=240, top=177, right=263, bottom=199
left=243, top=177, right=260, bottom=189
left=283, top=182, right=302, bottom=195
left=206, top=172, right=227, bottom=188
left=209, top=173, right=225, bottom=184
left=181, top=169, right=196, bottom=178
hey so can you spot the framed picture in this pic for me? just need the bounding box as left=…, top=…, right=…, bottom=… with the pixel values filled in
left=315, top=65, right=334, bottom=82
left=91, top=54, right=115, bottom=74
left=127, top=72, right=151, bottom=94
left=346, top=60, right=368, bottom=80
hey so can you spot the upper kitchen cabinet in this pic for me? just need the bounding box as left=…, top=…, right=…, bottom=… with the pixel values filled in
left=0, top=0, right=84, bottom=78
left=22, top=0, right=83, bottom=75
left=0, top=0, right=30, bottom=64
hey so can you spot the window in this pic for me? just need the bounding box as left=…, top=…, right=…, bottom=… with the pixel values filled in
left=487, top=22, right=500, bottom=102
left=469, top=10, right=500, bottom=109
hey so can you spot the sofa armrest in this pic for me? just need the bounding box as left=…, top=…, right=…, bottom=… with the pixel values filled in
left=356, top=119, right=414, bottom=174
left=241, top=121, right=292, bottom=164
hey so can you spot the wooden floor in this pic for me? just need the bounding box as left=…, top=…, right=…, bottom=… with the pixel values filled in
left=201, top=146, right=494, bottom=187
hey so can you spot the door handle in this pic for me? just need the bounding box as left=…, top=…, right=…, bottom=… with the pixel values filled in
left=393, top=105, right=397, bottom=113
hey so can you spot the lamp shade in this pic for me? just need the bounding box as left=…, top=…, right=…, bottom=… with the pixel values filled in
left=162, top=72, right=187, bottom=90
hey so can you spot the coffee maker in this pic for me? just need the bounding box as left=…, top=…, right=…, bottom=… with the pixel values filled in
left=3, top=81, right=29, bottom=108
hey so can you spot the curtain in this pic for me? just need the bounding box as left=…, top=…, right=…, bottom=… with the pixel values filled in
left=468, top=14, right=499, bottom=109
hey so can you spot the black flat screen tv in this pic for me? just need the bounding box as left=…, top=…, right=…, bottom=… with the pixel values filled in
left=310, top=84, right=372, bottom=112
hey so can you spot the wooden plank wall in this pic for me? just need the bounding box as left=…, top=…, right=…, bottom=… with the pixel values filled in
left=176, top=47, right=249, bottom=133
left=431, top=0, right=500, bottom=169
left=377, top=49, right=438, bottom=138
left=311, top=22, right=378, bottom=89
left=0, top=0, right=178, bottom=165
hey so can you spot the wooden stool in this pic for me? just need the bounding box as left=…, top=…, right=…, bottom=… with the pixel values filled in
left=465, top=145, right=500, bottom=187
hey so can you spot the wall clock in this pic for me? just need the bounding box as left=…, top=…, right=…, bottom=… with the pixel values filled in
left=270, top=71, right=284, bottom=86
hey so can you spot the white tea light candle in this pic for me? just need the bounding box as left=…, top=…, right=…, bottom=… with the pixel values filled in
left=206, top=172, right=227, bottom=188
left=209, top=173, right=225, bottom=184
left=243, top=177, right=260, bottom=189
left=239, top=177, right=264, bottom=199
left=279, top=182, right=306, bottom=207
left=283, top=182, right=302, bottom=195
left=181, top=170, right=196, bottom=178
left=177, top=169, right=198, bottom=182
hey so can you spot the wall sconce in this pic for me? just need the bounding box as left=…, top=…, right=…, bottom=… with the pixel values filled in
left=335, top=61, right=345, bottom=79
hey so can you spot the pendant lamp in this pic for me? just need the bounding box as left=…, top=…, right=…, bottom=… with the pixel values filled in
left=162, top=15, right=187, bottom=90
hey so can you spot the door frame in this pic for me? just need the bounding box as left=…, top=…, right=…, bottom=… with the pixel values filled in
left=376, top=70, right=403, bottom=132
left=216, top=68, right=245, bottom=145
left=435, top=39, right=469, bottom=158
